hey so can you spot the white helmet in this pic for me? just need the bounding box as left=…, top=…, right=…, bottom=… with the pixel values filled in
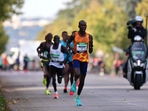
left=135, top=16, right=143, bottom=22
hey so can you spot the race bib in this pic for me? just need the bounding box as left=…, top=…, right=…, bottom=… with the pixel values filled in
left=50, top=54, right=60, bottom=61
left=43, top=51, right=48, bottom=58
left=76, top=43, right=88, bottom=52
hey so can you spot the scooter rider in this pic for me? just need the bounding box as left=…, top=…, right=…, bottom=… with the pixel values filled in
left=123, top=15, right=147, bottom=78
left=127, top=16, right=146, bottom=42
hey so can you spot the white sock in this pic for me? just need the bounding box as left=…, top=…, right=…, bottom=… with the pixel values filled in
left=76, top=95, right=80, bottom=98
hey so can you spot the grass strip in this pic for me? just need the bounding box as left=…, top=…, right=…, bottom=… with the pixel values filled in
left=0, top=87, right=8, bottom=111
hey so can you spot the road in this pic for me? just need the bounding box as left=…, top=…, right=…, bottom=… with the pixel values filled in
left=0, top=71, right=148, bottom=111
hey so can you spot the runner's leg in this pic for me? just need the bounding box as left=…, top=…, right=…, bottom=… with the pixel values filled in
left=63, top=63, right=69, bottom=93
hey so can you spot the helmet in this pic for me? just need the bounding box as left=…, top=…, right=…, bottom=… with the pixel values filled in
left=134, top=16, right=143, bottom=23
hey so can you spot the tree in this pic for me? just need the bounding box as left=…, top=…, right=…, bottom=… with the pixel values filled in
left=0, top=0, right=24, bottom=21
left=0, top=0, right=24, bottom=54
left=136, top=0, right=148, bottom=28
left=135, top=0, right=148, bottom=45
left=0, top=25, right=8, bottom=54
left=37, top=0, right=92, bottom=40
left=113, top=0, right=141, bottom=18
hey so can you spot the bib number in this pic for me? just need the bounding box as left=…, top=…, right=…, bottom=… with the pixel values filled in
left=43, top=51, right=48, bottom=58
left=76, top=43, right=87, bottom=52
left=50, top=54, right=60, bottom=61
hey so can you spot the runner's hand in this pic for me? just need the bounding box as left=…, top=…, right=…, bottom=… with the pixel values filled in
left=59, top=61, right=64, bottom=65
left=72, top=48, right=77, bottom=54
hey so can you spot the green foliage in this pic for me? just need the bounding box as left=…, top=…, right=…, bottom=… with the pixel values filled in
left=0, top=0, right=24, bottom=54
left=135, top=0, right=148, bottom=44
left=0, top=90, right=7, bottom=111
left=136, top=0, right=148, bottom=27
left=37, top=0, right=92, bottom=40
left=113, top=0, right=141, bottom=18
left=0, top=24, right=8, bottom=54
left=0, top=0, right=24, bottom=21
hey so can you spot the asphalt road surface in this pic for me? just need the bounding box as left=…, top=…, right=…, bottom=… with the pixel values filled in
left=0, top=71, right=148, bottom=111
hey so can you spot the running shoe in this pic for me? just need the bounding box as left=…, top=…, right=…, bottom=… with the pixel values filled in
left=53, top=93, right=59, bottom=99
left=58, top=76, right=62, bottom=84
left=45, top=89, right=51, bottom=95
left=42, top=78, right=47, bottom=85
left=71, top=81, right=76, bottom=93
left=69, top=90, right=74, bottom=95
left=75, top=96, right=82, bottom=106
left=63, top=87, right=68, bottom=93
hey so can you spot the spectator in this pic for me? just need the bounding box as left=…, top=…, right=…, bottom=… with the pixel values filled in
left=23, top=54, right=29, bottom=72
left=3, top=55, right=8, bottom=71
left=0, top=56, right=3, bottom=71
left=115, top=59, right=123, bottom=75
left=32, top=59, right=36, bottom=71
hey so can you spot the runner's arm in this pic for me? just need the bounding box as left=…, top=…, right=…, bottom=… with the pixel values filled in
left=67, top=33, right=77, bottom=54
left=61, top=46, right=70, bottom=64
left=89, top=34, right=93, bottom=53
left=47, top=46, right=51, bottom=60
left=36, top=42, right=46, bottom=59
left=37, top=42, right=44, bottom=56
left=68, top=33, right=75, bottom=44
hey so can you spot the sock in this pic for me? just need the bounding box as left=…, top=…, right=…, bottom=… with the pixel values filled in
left=64, top=87, right=67, bottom=89
left=76, top=95, right=79, bottom=98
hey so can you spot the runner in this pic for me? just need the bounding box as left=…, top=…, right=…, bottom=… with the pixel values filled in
left=60, top=31, right=70, bottom=93
left=68, top=20, right=93, bottom=106
left=49, top=35, right=69, bottom=99
left=68, top=31, right=76, bottom=95
left=36, top=33, right=53, bottom=95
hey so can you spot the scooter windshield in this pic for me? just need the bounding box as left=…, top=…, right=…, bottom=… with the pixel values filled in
left=131, top=42, right=147, bottom=61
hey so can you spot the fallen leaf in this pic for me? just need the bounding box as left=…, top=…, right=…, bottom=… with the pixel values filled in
left=6, top=107, right=10, bottom=110
left=123, top=99, right=126, bottom=101
left=26, top=98, right=29, bottom=100
left=13, top=99, right=19, bottom=104
left=13, top=100, right=17, bottom=104
left=6, top=100, right=11, bottom=104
